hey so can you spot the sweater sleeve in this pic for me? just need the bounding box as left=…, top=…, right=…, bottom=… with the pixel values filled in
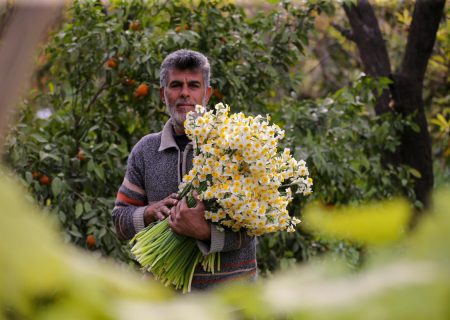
left=196, top=224, right=254, bottom=255
left=112, top=145, right=148, bottom=241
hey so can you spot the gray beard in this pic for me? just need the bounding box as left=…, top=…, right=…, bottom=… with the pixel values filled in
left=164, top=93, right=208, bottom=132
left=170, top=111, right=186, bottom=133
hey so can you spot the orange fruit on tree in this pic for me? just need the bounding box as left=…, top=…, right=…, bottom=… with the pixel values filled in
left=86, top=234, right=96, bottom=249
left=39, top=175, right=51, bottom=185
left=129, top=20, right=141, bottom=31
left=134, top=83, right=149, bottom=98
left=32, top=171, right=42, bottom=179
left=76, top=149, right=86, bottom=161
left=106, top=58, right=118, bottom=69
left=122, top=77, right=136, bottom=86
left=175, top=24, right=188, bottom=32
left=213, top=89, right=223, bottom=99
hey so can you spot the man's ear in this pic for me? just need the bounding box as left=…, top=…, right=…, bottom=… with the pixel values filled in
left=205, top=86, right=212, bottom=103
left=159, top=87, right=165, bottom=101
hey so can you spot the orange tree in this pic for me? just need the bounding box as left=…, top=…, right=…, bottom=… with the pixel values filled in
left=4, top=0, right=418, bottom=273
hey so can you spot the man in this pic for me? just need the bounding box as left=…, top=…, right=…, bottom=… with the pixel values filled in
left=112, top=49, right=257, bottom=290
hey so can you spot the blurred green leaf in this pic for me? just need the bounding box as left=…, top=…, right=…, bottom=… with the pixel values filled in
left=39, top=151, right=60, bottom=162
left=51, top=177, right=63, bottom=196
left=75, top=202, right=84, bottom=219
left=408, top=167, right=422, bottom=178
left=94, top=164, right=105, bottom=181
left=30, top=133, right=47, bottom=143
left=303, top=198, right=411, bottom=245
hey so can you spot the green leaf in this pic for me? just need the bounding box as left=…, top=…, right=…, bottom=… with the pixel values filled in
left=48, top=81, right=55, bottom=93
left=410, top=122, right=421, bottom=133
left=58, top=210, right=67, bottom=223
left=408, top=168, right=422, bottom=178
left=39, top=151, right=60, bottom=162
left=94, top=165, right=105, bottom=181
left=69, top=228, right=83, bottom=238
left=84, top=202, right=92, bottom=213
left=25, top=172, right=33, bottom=183
left=87, top=159, right=95, bottom=173
left=303, top=199, right=411, bottom=246
left=30, top=133, right=48, bottom=143
left=51, top=177, right=63, bottom=196
left=75, top=202, right=84, bottom=219
left=98, top=227, right=106, bottom=238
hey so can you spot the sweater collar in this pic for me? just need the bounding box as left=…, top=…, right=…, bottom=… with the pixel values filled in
left=158, top=118, right=178, bottom=151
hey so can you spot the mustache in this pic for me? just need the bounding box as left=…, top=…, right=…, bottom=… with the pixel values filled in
left=175, top=99, right=195, bottom=106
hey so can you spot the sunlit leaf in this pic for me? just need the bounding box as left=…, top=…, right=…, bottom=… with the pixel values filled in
left=303, top=199, right=411, bottom=245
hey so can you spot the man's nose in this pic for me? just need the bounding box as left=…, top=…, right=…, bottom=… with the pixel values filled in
left=180, top=84, right=190, bottom=97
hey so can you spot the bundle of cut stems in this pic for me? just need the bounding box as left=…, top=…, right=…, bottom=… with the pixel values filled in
left=130, top=186, right=218, bottom=293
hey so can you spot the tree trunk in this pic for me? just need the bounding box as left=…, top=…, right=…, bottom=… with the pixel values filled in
left=343, top=0, right=445, bottom=210
left=0, top=3, right=64, bottom=149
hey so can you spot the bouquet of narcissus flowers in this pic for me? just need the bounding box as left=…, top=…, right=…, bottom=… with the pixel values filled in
left=130, top=103, right=312, bottom=293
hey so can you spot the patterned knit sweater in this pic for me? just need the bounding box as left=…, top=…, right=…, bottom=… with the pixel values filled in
left=112, top=119, right=257, bottom=290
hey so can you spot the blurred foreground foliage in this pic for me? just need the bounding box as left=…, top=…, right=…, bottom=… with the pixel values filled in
left=1, top=166, right=449, bottom=319
left=4, top=0, right=422, bottom=273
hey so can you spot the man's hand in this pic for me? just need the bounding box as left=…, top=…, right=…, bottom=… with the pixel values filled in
left=168, top=191, right=211, bottom=241
left=143, top=193, right=179, bottom=225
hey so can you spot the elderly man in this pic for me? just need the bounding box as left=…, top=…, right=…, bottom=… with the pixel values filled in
left=112, top=49, right=256, bottom=290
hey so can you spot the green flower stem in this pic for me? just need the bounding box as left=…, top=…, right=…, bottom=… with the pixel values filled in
left=201, top=252, right=219, bottom=273
left=178, top=183, right=192, bottom=199
left=130, top=181, right=224, bottom=292
left=187, top=252, right=202, bottom=293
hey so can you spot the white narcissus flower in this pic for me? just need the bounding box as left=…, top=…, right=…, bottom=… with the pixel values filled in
left=195, top=104, right=206, bottom=114
left=181, top=103, right=312, bottom=235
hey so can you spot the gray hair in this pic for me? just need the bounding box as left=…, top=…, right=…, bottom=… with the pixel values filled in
left=160, top=49, right=210, bottom=88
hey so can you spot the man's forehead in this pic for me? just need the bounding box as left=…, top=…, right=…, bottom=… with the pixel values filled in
left=167, top=68, right=204, bottom=82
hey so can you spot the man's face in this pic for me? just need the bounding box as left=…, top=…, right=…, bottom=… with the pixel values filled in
left=160, top=68, right=212, bottom=134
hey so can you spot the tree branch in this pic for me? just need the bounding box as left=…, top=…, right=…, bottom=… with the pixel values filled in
left=331, top=23, right=355, bottom=42
left=343, top=0, right=391, bottom=77
left=85, top=81, right=109, bottom=112
left=343, top=0, right=391, bottom=115
left=400, top=0, right=445, bottom=88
